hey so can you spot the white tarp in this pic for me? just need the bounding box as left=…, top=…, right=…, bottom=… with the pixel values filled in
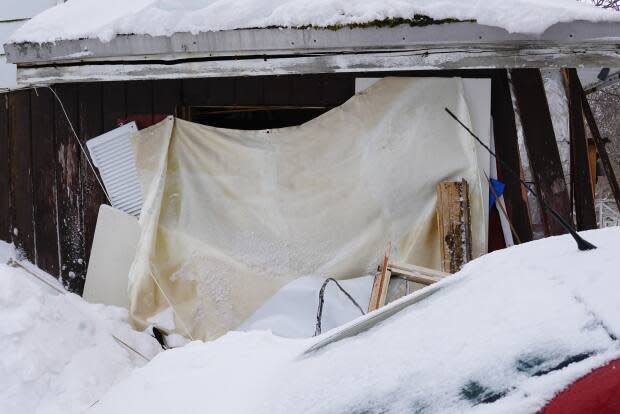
left=128, top=77, right=488, bottom=340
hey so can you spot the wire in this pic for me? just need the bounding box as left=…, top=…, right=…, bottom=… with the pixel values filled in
left=7, top=258, right=151, bottom=362
left=314, top=278, right=365, bottom=336
left=42, top=86, right=112, bottom=204
left=9, top=84, right=196, bottom=341
left=147, top=269, right=195, bottom=341
left=445, top=108, right=597, bottom=251
left=8, top=84, right=112, bottom=204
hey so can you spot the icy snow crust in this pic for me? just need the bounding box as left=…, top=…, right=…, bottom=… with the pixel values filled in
left=9, top=0, right=620, bottom=44
left=90, top=227, right=620, bottom=414
left=0, top=245, right=161, bottom=414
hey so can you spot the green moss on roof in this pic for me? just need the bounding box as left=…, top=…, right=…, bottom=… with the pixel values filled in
left=326, top=15, right=474, bottom=30
left=259, top=15, right=474, bottom=31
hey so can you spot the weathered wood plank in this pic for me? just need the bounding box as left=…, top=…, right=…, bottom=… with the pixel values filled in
left=102, top=81, right=126, bottom=132
left=290, top=75, right=323, bottom=106
left=565, top=69, right=597, bottom=231
left=0, top=94, right=10, bottom=242
left=30, top=88, right=60, bottom=276
left=8, top=90, right=35, bottom=261
left=263, top=76, right=292, bottom=106
left=490, top=70, right=534, bottom=243
left=436, top=180, right=472, bottom=273
left=510, top=69, right=572, bottom=237
left=388, top=262, right=450, bottom=279
left=588, top=140, right=597, bottom=196
left=18, top=47, right=620, bottom=85
left=581, top=81, right=620, bottom=215
left=368, top=243, right=392, bottom=312
left=54, top=84, right=86, bottom=293
left=180, top=78, right=209, bottom=107
left=205, top=77, right=236, bottom=105
left=368, top=270, right=391, bottom=312
left=235, top=76, right=264, bottom=106
left=126, top=80, right=153, bottom=129
left=153, top=79, right=181, bottom=123
left=79, top=83, right=107, bottom=267
left=321, top=74, right=355, bottom=106
left=389, top=269, right=439, bottom=286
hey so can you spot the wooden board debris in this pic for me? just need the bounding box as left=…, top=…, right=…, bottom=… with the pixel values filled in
left=581, top=82, right=620, bottom=214
left=511, top=69, right=572, bottom=237
left=389, top=262, right=450, bottom=280
left=490, top=70, right=533, bottom=244
left=565, top=68, right=597, bottom=231
left=368, top=242, right=392, bottom=312
left=436, top=180, right=472, bottom=274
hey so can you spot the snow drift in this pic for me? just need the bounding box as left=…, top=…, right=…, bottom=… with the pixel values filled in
left=4, top=225, right=620, bottom=413
left=89, top=227, right=620, bottom=414
left=0, top=242, right=161, bottom=414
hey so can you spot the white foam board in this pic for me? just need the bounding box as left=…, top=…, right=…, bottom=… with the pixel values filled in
left=83, top=205, right=140, bottom=309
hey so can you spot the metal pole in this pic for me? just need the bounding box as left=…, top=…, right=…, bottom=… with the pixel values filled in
left=445, top=108, right=596, bottom=251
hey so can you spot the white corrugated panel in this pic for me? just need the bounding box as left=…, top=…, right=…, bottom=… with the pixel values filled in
left=86, top=122, right=143, bottom=217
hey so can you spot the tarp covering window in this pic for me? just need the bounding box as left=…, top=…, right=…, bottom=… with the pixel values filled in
left=128, top=77, right=488, bottom=340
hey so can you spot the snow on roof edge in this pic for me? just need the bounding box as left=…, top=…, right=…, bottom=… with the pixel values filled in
left=8, top=0, right=620, bottom=45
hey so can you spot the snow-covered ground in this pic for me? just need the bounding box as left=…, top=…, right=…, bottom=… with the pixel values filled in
left=0, top=241, right=161, bottom=414
left=9, top=0, right=620, bottom=44
left=3, top=227, right=620, bottom=413
left=239, top=275, right=373, bottom=338
left=86, top=227, right=620, bottom=414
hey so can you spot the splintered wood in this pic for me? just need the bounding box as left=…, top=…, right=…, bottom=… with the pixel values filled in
left=368, top=242, right=392, bottom=312
left=368, top=250, right=452, bottom=312
left=436, top=180, right=472, bottom=273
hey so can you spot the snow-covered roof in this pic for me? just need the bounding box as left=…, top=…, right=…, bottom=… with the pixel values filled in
left=9, top=0, right=620, bottom=44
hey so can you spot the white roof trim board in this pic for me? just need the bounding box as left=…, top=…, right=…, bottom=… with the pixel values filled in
left=7, top=0, right=620, bottom=44
left=86, top=122, right=143, bottom=218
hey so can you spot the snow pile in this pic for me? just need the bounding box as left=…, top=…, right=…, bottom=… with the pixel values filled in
left=88, top=227, right=620, bottom=414
left=9, top=0, right=620, bottom=44
left=0, top=247, right=161, bottom=414
left=239, top=275, right=373, bottom=338
left=0, top=240, right=15, bottom=263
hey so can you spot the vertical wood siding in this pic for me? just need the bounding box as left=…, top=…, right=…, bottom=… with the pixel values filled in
left=490, top=70, right=534, bottom=244
left=54, top=84, right=85, bottom=291
left=0, top=94, right=10, bottom=241
left=8, top=90, right=34, bottom=260
left=1, top=72, right=547, bottom=296
left=79, top=83, right=107, bottom=264
left=31, top=88, right=59, bottom=275
left=511, top=69, right=572, bottom=237
left=0, top=74, right=356, bottom=294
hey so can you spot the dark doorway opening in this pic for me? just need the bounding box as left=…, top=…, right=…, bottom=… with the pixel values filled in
left=186, top=105, right=335, bottom=130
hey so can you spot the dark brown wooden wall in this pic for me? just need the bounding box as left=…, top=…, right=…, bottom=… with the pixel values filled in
left=0, top=74, right=356, bottom=294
